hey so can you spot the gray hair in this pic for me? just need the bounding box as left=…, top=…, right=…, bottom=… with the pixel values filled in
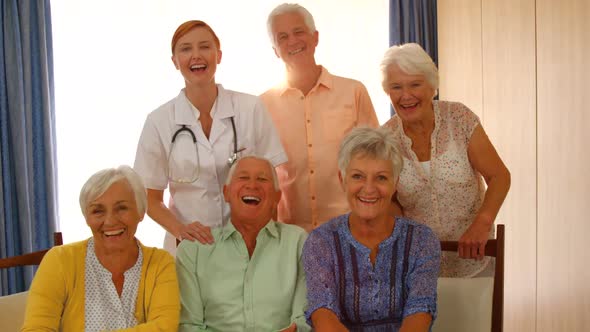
left=79, top=165, right=147, bottom=219
left=380, top=43, right=439, bottom=95
left=267, top=3, right=316, bottom=47
left=225, top=156, right=280, bottom=191
left=338, top=127, right=403, bottom=180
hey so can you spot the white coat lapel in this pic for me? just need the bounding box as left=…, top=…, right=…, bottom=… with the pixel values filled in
left=174, top=90, right=212, bottom=151
left=209, top=86, right=236, bottom=146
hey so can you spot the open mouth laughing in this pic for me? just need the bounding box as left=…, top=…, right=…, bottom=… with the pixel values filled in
left=358, top=196, right=379, bottom=204
left=288, top=48, right=303, bottom=55
left=190, top=64, right=207, bottom=72
left=399, top=102, right=418, bottom=111
left=103, top=229, right=125, bottom=237
left=241, top=195, right=261, bottom=206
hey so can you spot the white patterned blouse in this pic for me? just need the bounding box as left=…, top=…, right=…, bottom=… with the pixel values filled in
left=84, top=238, right=143, bottom=331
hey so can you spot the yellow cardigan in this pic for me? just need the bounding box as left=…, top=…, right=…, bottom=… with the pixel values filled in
left=21, top=239, right=180, bottom=331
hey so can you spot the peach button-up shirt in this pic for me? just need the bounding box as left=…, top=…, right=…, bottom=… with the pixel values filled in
left=261, top=67, right=379, bottom=231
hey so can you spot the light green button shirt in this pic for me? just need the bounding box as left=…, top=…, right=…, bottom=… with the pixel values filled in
left=176, top=220, right=311, bottom=332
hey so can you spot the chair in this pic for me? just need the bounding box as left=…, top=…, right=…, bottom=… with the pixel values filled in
left=0, top=232, right=63, bottom=268
left=0, top=290, right=29, bottom=332
left=432, top=224, right=505, bottom=332
left=0, top=232, right=63, bottom=332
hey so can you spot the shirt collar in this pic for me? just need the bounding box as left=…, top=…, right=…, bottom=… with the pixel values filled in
left=399, top=100, right=440, bottom=150
left=86, top=237, right=143, bottom=275
left=263, top=220, right=279, bottom=238
left=315, top=66, right=333, bottom=90
left=213, top=84, right=236, bottom=119
left=220, top=221, right=238, bottom=240
left=220, top=219, right=280, bottom=241
left=173, top=90, right=197, bottom=125
left=278, top=65, right=332, bottom=96
left=173, top=84, right=235, bottom=125
left=432, top=100, right=441, bottom=136
left=338, top=213, right=399, bottom=252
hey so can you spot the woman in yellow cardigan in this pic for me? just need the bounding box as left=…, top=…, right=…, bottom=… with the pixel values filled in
left=21, top=166, right=179, bottom=331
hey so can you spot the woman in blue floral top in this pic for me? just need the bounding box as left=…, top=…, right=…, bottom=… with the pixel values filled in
left=303, top=127, right=441, bottom=332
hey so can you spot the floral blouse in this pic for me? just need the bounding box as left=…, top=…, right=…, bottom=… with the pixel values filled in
left=383, top=100, right=491, bottom=277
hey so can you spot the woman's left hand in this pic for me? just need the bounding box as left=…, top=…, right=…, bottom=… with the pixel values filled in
left=458, top=214, right=493, bottom=260
left=462, top=124, right=510, bottom=260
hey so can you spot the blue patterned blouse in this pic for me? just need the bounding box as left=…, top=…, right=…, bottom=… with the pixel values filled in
left=303, top=214, right=441, bottom=331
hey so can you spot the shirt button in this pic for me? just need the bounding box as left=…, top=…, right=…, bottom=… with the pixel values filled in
left=310, top=170, right=314, bottom=174
left=300, top=96, right=304, bottom=100
left=307, top=119, right=311, bottom=123
left=311, top=196, right=316, bottom=200
left=308, top=144, right=312, bottom=148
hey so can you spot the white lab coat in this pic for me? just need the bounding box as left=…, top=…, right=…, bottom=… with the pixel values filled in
left=134, top=85, right=287, bottom=254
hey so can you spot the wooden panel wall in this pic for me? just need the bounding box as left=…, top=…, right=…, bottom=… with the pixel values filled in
left=440, top=0, right=590, bottom=330
left=481, top=1, right=537, bottom=331
left=536, top=0, right=590, bottom=331
left=438, top=0, right=537, bottom=331
left=437, top=0, right=483, bottom=118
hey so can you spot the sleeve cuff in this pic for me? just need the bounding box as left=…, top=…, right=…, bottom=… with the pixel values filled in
left=305, top=304, right=341, bottom=327
left=403, top=303, right=437, bottom=321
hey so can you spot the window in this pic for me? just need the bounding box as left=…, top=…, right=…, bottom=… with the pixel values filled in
left=52, top=0, right=389, bottom=247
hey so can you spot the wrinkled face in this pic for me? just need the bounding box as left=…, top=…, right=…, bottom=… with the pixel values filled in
left=385, top=63, right=435, bottom=124
left=340, top=154, right=397, bottom=222
left=271, top=12, right=318, bottom=67
left=85, top=180, right=142, bottom=253
left=171, top=27, right=222, bottom=87
left=223, top=158, right=281, bottom=224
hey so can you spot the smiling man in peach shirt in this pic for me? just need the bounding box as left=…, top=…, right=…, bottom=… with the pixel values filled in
left=261, top=3, right=379, bottom=231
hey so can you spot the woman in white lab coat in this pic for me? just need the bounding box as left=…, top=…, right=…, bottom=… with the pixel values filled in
left=134, top=20, right=286, bottom=254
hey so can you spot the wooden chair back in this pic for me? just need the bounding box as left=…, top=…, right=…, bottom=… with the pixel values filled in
left=437, top=224, right=505, bottom=332
left=0, top=232, right=63, bottom=269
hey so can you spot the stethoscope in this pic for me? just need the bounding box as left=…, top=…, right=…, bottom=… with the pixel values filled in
left=167, top=116, right=243, bottom=183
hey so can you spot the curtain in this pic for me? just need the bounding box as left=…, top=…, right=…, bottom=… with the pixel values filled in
left=0, top=0, right=58, bottom=295
left=389, top=0, right=438, bottom=115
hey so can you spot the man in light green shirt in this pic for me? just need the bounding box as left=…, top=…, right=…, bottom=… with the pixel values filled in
left=176, top=156, right=310, bottom=332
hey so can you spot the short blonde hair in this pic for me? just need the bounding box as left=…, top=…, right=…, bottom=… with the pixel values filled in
left=338, top=127, right=403, bottom=180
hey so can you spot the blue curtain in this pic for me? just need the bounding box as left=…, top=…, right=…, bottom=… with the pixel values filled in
left=389, top=0, right=438, bottom=115
left=0, top=0, right=58, bottom=295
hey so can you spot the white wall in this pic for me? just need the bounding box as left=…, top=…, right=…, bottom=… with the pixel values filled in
left=51, top=0, right=389, bottom=247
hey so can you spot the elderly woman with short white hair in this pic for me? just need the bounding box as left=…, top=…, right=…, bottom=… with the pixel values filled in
left=303, top=127, right=440, bottom=332
left=22, top=166, right=179, bottom=331
left=381, top=43, right=511, bottom=278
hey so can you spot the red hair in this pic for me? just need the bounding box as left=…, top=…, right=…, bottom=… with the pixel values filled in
left=171, top=20, right=221, bottom=54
